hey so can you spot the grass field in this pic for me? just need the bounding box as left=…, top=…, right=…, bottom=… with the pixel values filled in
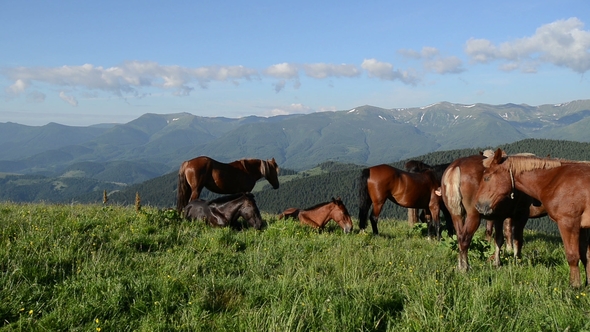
left=1, top=202, right=589, bottom=331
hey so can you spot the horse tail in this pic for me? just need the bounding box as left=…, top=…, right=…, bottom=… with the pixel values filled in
left=442, top=166, right=464, bottom=216
left=358, top=168, right=372, bottom=230
left=176, top=162, right=191, bottom=213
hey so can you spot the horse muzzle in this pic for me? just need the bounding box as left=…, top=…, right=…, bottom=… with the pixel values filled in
left=475, top=201, right=494, bottom=216
left=342, top=223, right=353, bottom=234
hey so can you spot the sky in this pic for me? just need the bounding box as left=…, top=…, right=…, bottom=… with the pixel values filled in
left=1, top=0, right=589, bottom=126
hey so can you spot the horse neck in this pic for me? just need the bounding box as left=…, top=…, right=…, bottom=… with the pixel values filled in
left=239, top=159, right=265, bottom=180
left=513, top=167, right=555, bottom=202
left=318, top=204, right=336, bottom=225
left=214, top=198, right=243, bottom=220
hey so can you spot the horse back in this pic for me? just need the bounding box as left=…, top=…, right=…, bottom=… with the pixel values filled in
left=279, top=208, right=300, bottom=220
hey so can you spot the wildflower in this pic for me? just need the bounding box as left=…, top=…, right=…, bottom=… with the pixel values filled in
left=28, top=310, right=33, bottom=315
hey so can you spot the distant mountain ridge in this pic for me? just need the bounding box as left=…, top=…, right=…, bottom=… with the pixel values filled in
left=2, top=99, right=590, bottom=183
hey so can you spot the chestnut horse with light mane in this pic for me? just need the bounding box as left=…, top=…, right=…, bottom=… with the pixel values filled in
left=177, top=156, right=279, bottom=212
left=475, top=148, right=590, bottom=287
left=441, top=151, right=546, bottom=271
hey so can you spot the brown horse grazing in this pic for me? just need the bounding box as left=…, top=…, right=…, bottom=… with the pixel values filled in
left=441, top=152, right=546, bottom=271
left=358, top=164, right=444, bottom=238
left=177, top=156, right=279, bottom=212
left=475, top=149, right=590, bottom=287
left=183, top=193, right=264, bottom=230
left=404, top=160, right=454, bottom=235
left=279, top=197, right=353, bottom=233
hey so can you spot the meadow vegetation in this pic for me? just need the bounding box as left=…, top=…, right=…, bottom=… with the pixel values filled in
left=1, top=202, right=589, bottom=331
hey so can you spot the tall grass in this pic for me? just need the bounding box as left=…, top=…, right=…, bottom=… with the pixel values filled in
left=1, top=202, right=589, bottom=331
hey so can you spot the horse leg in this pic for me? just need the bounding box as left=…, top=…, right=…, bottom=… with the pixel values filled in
left=491, top=218, right=505, bottom=267
left=184, top=171, right=203, bottom=202
left=456, top=211, right=480, bottom=272
left=408, top=208, right=419, bottom=227
left=511, top=216, right=527, bottom=262
left=441, top=206, right=454, bottom=237
left=369, top=202, right=384, bottom=235
left=579, top=228, right=590, bottom=286
left=504, top=218, right=514, bottom=253
left=485, top=220, right=494, bottom=243
left=557, top=222, right=582, bottom=287
left=428, top=202, right=441, bottom=241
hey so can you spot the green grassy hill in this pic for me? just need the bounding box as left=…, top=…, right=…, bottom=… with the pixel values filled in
left=0, top=202, right=587, bottom=331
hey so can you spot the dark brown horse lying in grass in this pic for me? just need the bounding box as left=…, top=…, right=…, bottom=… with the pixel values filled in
left=177, top=156, right=279, bottom=212
left=183, top=193, right=264, bottom=230
left=279, top=197, right=353, bottom=233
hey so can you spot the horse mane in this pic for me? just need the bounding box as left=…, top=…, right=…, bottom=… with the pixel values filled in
left=504, top=155, right=563, bottom=174
left=302, top=201, right=332, bottom=211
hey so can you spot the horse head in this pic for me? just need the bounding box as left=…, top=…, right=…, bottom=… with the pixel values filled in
left=475, top=148, right=514, bottom=216
left=239, top=193, right=264, bottom=230
left=262, top=158, right=280, bottom=189
left=331, top=197, right=353, bottom=234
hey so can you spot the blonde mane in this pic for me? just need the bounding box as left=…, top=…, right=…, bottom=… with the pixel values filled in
left=504, top=155, right=562, bottom=174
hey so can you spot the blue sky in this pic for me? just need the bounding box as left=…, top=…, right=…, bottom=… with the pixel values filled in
left=1, top=0, right=589, bottom=126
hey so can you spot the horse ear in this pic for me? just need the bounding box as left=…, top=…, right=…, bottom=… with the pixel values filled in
left=493, top=148, right=505, bottom=163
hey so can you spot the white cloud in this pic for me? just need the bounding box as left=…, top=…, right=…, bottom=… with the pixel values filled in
left=399, top=47, right=464, bottom=74
left=424, top=56, right=465, bottom=74
left=2, top=61, right=260, bottom=99
left=465, top=17, right=590, bottom=73
left=264, top=63, right=299, bottom=79
left=5, top=79, right=28, bottom=96
left=361, top=59, right=420, bottom=85
left=268, top=103, right=312, bottom=116
left=301, top=63, right=360, bottom=79
left=59, top=91, right=78, bottom=106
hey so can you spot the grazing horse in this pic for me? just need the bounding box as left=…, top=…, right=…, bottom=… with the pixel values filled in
left=279, top=197, right=353, bottom=233
left=177, top=156, right=279, bottom=212
left=358, top=164, right=444, bottom=238
left=183, top=193, right=264, bottom=230
left=475, top=149, right=590, bottom=287
left=441, top=152, right=546, bottom=271
left=404, top=160, right=454, bottom=235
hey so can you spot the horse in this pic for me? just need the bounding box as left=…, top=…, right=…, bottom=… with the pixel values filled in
left=358, top=164, right=444, bottom=238
left=182, top=193, right=264, bottom=230
left=279, top=197, right=353, bottom=233
left=474, top=148, right=590, bottom=287
left=440, top=152, right=546, bottom=271
left=177, top=156, right=279, bottom=212
left=404, top=160, right=454, bottom=235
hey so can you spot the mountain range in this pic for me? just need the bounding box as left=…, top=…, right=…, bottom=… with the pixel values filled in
left=2, top=99, right=590, bottom=185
